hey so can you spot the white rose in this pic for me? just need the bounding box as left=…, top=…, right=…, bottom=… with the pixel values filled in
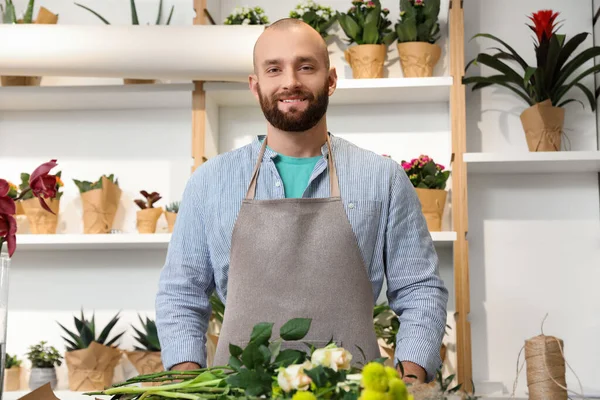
left=311, top=345, right=352, bottom=371
left=277, top=360, right=313, bottom=393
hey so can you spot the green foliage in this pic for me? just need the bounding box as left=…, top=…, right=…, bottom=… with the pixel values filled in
left=1, top=0, right=18, bottom=23
left=5, top=353, right=21, bottom=369
left=132, top=315, right=161, bottom=352
left=73, top=174, right=118, bottom=194
left=57, top=309, right=125, bottom=351
left=74, top=0, right=174, bottom=25
left=224, top=6, right=269, bottom=25
left=394, top=0, right=441, bottom=44
left=336, top=0, right=395, bottom=46
left=373, top=303, right=399, bottom=349
left=134, top=190, right=161, bottom=210
left=401, top=155, right=450, bottom=190
left=26, top=341, right=63, bottom=368
left=209, top=291, right=224, bottom=324
left=463, top=23, right=600, bottom=110
left=165, top=201, right=180, bottom=214
left=289, top=0, right=337, bottom=40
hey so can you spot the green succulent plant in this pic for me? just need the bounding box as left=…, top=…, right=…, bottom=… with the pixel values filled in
left=132, top=314, right=161, bottom=352
left=165, top=201, right=180, bottom=213
left=5, top=353, right=21, bottom=369
left=394, top=0, right=441, bottom=44
left=58, top=309, right=125, bottom=352
left=1, top=0, right=30, bottom=24
left=26, top=341, right=63, bottom=368
left=74, top=0, right=174, bottom=25
left=336, top=0, right=395, bottom=46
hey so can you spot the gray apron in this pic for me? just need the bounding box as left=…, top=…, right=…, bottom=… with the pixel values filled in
left=213, top=134, right=381, bottom=367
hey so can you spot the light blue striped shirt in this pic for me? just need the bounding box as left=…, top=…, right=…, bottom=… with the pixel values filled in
left=155, top=134, right=449, bottom=382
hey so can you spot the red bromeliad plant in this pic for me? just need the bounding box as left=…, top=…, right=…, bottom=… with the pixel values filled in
left=463, top=9, right=600, bottom=110
left=0, top=160, right=59, bottom=257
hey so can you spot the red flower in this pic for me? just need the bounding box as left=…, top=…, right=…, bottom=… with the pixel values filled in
left=0, top=179, right=16, bottom=216
left=0, top=214, right=17, bottom=258
left=528, top=10, right=559, bottom=44
left=29, top=159, right=58, bottom=214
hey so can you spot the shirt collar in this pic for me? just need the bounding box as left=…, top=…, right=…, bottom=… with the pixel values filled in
left=252, top=133, right=332, bottom=161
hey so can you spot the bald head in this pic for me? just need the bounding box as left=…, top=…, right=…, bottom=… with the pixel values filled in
left=252, top=18, right=330, bottom=74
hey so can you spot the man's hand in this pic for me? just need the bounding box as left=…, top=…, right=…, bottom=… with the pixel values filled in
left=397, top=361, right=426, bottom=384
left=171, top=362, right=201, bottom=371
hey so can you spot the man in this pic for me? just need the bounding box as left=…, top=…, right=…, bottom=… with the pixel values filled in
left=155, top=18, right=448, bottom=384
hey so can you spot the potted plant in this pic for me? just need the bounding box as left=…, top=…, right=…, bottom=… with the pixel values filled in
left=4, top=353, right=22, bottom=391
left=463, top=9, right=600, bottom=152
left=73, top=174, right=122, bottom=234
left=400, top=155, right=450, bottom=232
left=134, top=190, right=163, bottom=234
left=163, top=201, right=179, bottom=233
left=0, top=0, right=58, bottom=86
left=337, top=0, right=395, bottom=79
left=19, top=170, right=63, bottom=234
left=289, top=0, right=337, bottom=41
left=223, top=6, right=269, bottom=25
left=25, top=341, right=63, bottom=390
left=125, top=315, right=163, bottom=386
left=58, top=309, right=125, bottom=391
left=393, top=0, right=442, bottom=77
left=74, top=0, right=174, bottom=85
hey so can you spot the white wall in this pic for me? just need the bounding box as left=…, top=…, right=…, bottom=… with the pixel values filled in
left=464, top=0, right=600, bottom=396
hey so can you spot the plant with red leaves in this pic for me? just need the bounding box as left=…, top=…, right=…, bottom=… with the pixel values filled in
left=134, top=191, right=162, bottom=210
left=0, top=160, right=59, bottom=257
left=463, top=9, right=600, bottom=110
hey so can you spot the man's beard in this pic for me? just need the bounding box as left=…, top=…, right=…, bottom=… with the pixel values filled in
left=257, top=81, right=329, bottom=132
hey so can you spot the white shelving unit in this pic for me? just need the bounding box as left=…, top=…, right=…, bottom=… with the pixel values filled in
left=204, top=77, right=453, bottom=106
left=464, top=151, right=600, bottom=174
left=14, top=233, right=172, bottom=251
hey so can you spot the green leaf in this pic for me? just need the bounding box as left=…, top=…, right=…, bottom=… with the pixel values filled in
left=554, top=46, right=600, bottom=90
left=229, top=344, right=243, bottom=358
left=155, top=0, right=162, bottom=24
left=268, top=340, right=282, bottom=361
left=395, top=17, right=417, bottom=43
left=462, top=76, right=534, bottom=105
left=553, top=63, right=600, bottom=106
left=422, top=0, right=440, bottom=20
left=337, top=13, right=361, bottom=42
left=305, top=365, right=327, bottom=387
left=130, top=0, right=139, bottom=24
left=556, top=32, right=589, bottom=73
left=274, top=349, right=305, bottom=367
left=74, top=3, right=111, bottom=24
left=165, top=5, right=174, bottom=25
left=544, top=35, right=562, bottom=94
left=471, top=33, right=528, bottom=70
left=473, top=53, right=526, bottom=89
left=556, top=98, right=584, bottom=108
left=228, top=356, right=242, bottom=372
left=241, top=342, right=265, bottom=369
left=97, top=312, right=121, bottom=344
left=302, top=10, right=317, bottom=24
left=280, top=318, right=311, bottom=341
left=250, top=322, right=273, bottom=346
left=572, top=82, right=596, bottom=111
left=362, top=6, right=380, bottom=44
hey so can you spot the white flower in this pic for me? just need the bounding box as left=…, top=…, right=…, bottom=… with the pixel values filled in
left=316, top=9, right=324, bottom=17
left=311, top=344, right=352, bottom=371
left=277, top=360, right=313, bottom=393
left=242, top=18, right=250, bottom=24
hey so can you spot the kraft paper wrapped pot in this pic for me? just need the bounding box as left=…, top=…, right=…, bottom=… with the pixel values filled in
left=397, top=42, right=441, bottom=77
left=125, top=351, right=163, bottom=387
left=165, top=211, right=177, bottom=233
left=21, top=197, right=60, bottom=234
left=520, top=99, right=564, bottom=152
left=415, top=188, right=446, bottom=232
left=64, top=342, right=122, bottom=391
left=344, top=44, right=387, bottom=79
left=4, top=366, right=21, bottom=391
left=80, top=177, right=122, bottom=234
left=136, top=208, right=163, bottom=234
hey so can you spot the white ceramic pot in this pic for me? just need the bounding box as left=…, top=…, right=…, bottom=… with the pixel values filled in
left=29, top=368, right=57, bottom=391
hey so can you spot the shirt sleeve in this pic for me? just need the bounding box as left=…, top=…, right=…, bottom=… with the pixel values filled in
left=384, top=162, right=449, bottom=382
left=155, top=173, right=215, bottom=370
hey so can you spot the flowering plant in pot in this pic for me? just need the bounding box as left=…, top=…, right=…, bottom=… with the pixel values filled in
left=392, top=0, right=441, bottom=77
left=58, top=309, right=125, bottom=391
left=126, top=315, right=163, bottom=386
left=289, top=0, right=337, bottom=41
left=401, top=155, right=450, bottom=232
left=164, top=201, right=179, bottom=233
left=0, top=0, right=58, bottom=86
left=19, top=170, right=63, bottom=234
left=25, top=341, right=63, bottom=391
left=337, top=0, right=396, bottom=79
left=134, top=191, right=163, bottom=234
left=223, top=6, right=269, bottom=25
left=73, top=174, right=121, bottom=234
left=4, top=353, right=22, bottom=391
left=463, top=10, right=600, bottom=152
left=74, top=0, right=173, bottom=85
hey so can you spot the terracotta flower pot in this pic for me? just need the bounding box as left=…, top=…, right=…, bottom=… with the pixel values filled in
left=520, top=99, right=564, bottom=152
left=123, top=79, right=156, bottom=85
left=397, top=42, right=441, bottom=78
left=344, top=44, right=387, bottom=79
left=1, top=76, right=42, bottom=86
left=136, top=208, right=163, bottom=234
left=21, top=197, right=60, bottom=234
left=415, top=188, right=446, bottom=232
left=165, top=211, right=177, bottom=233
left=4, top=366, right=21, bottom=391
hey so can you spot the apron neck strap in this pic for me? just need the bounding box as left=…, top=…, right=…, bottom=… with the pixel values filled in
left=246, top=134, right=340, bottom=200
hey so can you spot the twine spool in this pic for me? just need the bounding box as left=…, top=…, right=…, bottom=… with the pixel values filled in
left=525, top=335, right=567, bottom=400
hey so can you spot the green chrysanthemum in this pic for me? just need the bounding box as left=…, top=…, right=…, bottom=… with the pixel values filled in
left=361, top=362, right=389, bottom=392
left=292, top=391, right=317, bottom=400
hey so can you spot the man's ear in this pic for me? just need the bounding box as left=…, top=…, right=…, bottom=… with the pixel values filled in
left=328, top=67, right=338, bottom=96
left=249, top=74, right=260, bottom=102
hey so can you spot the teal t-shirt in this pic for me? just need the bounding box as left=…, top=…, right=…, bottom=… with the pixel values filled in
left=268, top=146, right=322, bottom=198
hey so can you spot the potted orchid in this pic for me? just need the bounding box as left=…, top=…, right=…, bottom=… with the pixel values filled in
left=19, top=170, right=63, bottom=234
left=337, top=0, right=395, bottom=79
left=463, top=10, right=600, bottom=152
left=401, top=155, right=450, bottom=232
left=393, top=0, right=442, bottom=77
left=289, top=1, right=337, bottom=41
left=223, top=6, right=269, bottom=25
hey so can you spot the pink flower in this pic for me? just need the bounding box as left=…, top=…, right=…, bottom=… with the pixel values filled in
left=401, top=162, right=412, bottom=170
left=366, top=1, right=375, bottom=8
left=436, top=163, right=445, bottom=171
left=414, top=0, right=424, bottom=5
